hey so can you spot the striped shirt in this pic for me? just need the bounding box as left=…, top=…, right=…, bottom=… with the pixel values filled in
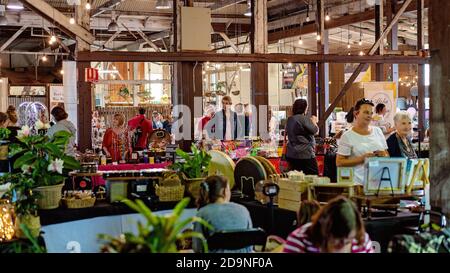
left=283, top=223, right=374, bottom=253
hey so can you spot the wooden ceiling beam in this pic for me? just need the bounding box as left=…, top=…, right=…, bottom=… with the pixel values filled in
left=268, top=0, right=429, bottom=43
left=19, top=0, right=94, bottom=44
left=76, top=51, right=428, bottom=64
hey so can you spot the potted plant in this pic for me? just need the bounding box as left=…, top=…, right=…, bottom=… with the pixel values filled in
left=98, top=197, right=212, bottom=253
left=0, top=173, right=40, bottom=239
left=0, top=127, right=11, bottom=160
left=8, top=126, right=81, bottom=209
left=169, top=144, right=211, bottom=200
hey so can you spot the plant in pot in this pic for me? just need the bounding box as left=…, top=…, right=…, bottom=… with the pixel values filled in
left=8, top=126, right=81, bottom=209
left=0, top=173, right=40, bottom=239
left=98, top=197, right=212, bottom=253
left=169, top=144, right=211, bottom=201
left=0, top=127, right=11, bottom=160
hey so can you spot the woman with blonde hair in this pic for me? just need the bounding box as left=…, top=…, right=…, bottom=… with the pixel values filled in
left=102, top=113, right=131, bottom=162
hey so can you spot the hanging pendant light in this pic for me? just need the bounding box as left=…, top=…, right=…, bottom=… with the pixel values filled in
left=244, top=0, right=251, bottom=17
left=298, top=37, right=303, bottom=45
left=108, top=11, right=119, bottom=32
left=85, top=2, right=91, bottom=10
left=6, top=0, right=23, bottom=10
left=156, top=0, right=171, bottom=10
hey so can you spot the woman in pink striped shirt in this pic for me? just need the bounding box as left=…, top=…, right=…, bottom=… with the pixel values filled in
left=283, top=196, right=374, bottom=253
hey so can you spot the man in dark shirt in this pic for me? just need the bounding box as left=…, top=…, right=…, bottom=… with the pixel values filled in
left=127, top=107, right=153, bottom=151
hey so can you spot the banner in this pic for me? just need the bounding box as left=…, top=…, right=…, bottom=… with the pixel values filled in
left=363, top=82, right=397, bottom=128
left=85, top=68, right=99, bottom=82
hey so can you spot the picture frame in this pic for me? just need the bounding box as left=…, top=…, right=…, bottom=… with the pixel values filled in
left=337, top=167, right=354, bottom=183
left=364, top=157, right=407, bottom=195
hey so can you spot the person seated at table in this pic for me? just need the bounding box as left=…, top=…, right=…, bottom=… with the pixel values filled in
left=283, top=196, right=374, bottom=253
left=297, top=200, right=321, bottom=227
left=102, top=113, right=132, bottom=162
left=386, top=111, right=417, bottom=159
left=336, top=98, right=389, bottom=185
left=192, top=175, right=253, bottom=253
left=285, top=98, right=319, bottom=175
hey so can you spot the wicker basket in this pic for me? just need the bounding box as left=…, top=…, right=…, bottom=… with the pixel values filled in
left=62, top=197, right=96, bottom=209
left=155, top=184, right=185, bottom=202
left=33, top=183, right=64, bottom=210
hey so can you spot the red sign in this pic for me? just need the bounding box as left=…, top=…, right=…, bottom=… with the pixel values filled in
left=85, top=68, right=99, bottom=82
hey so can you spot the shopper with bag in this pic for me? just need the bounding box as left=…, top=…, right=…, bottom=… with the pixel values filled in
left=284, top=98, right=319, bottom=175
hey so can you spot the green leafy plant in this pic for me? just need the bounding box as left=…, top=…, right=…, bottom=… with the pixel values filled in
left=0, top=127, right=11, bottom=140
left=98, top=197, right=212, bottom=253
left=9, top=128, right=80, bottom=187
left=169, top=144, right=211, bottom=179
left=0, top=173, right=38, bottom=216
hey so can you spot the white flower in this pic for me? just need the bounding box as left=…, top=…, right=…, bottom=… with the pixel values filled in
left=21, top=164, right=32, bottom=174
left=35, top=120, right=44, bottom=130
left=47, top=158, right=64, bottom=174
left=17, top=125, right=31, bottom=139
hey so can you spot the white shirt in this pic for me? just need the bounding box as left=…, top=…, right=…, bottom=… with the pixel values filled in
left=372, top=114, right=392, bottom=138
left=225, top=110, right=232, bottom=140
left=337, top=126, right=388, bottom=184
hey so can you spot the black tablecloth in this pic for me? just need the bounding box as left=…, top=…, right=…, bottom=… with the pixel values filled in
left=39, top=200, right=186, bottom=226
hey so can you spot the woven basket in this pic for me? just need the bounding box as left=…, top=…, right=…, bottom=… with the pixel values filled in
left=155, top=185, right=185, bottom=202
left=62, top=197, right=96, bottom=209
left=33, top=183, right=64, bottom=210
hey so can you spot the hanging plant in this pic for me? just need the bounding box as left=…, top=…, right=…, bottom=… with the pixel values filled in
left=119, top=86, right=130, bottom=98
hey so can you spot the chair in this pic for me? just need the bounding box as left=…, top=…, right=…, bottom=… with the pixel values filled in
left=207, top=228, right=268, bottom=252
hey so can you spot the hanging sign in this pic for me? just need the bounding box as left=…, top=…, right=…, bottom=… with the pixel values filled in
left=85, top=68, right=99, bottom=82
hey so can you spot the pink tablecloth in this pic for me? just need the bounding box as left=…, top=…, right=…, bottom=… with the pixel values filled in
left=93, top=162, right=171, bottom=187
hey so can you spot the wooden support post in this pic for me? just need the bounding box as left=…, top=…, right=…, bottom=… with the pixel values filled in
left=316, top=0, right=326, bottom=137
left=319, top=0, right=413, bottom=126
left=417, top=0, right=426, bottom=142
left=375, top=1, right=384, bottom=81
left=429, top=0, right=450, bottom=216
left=76, top=0, right=92, bottom=152
left=308, top=63, right=317, bottom=117
left=173, top=62, right=202, bottom=151
left=386, top=0, right=399, bottom=82
left=250, top=0, right=269, bottom=137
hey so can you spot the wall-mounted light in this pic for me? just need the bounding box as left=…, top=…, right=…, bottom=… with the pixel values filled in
left=156, top=0, right=171, bottom=10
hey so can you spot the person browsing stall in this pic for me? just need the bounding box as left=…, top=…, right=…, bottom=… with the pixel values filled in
left=47, top=106, right=77, bottom=156
left=205, top=96, right=242, bottom=140
left=283, top=196, right=374, bottom=253
left=387, top=111, right=417, bottom=159
left=372, top=103, right=395, bottom=138
left=192, top=175, right=253, bottom=253
left=285, top=98, right=320, bottom=175
left=127, top=107, right=153, bottom=151
left=102, top=113, right=132, bottom=162
left=336, top=99, right=389, bottom=184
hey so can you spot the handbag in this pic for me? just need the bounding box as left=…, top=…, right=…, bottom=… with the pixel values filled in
left=279, top=128, right=290, bottom=173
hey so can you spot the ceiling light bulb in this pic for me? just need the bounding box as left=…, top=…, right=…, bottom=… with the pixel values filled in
left=359, top=51, right=364, bottom=56
left=60, top=70, right=64, bottom=75
left=298, top=37, right=303, bottom=45
left=306, top=15, right=310, bottom=22
left=348, top=52, right=351, bottom=55
left=202, top=71, right=206, bottom=75
left=203, top=78, right=207, bottom=82
left=41, top=55, right=47, bottom=62
left=69, top=17, right=75, bottom=25
left=50, top=35, right=57, bottom=43
left=347, top=43, right=351, bottom=49
left=85, top=3, right=91, bottom=10
left=316, top=34, right=321, bottom=41
left=358, top=40, right=362, bottom=46
left=325, top=14, right=330, bottom=21
left=288, top=63, right=292, bottom=67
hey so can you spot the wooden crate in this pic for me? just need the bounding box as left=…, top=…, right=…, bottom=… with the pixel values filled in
left=310, top=182, right=361, bottom=203
left=278, top=198, right=300, bottom=212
